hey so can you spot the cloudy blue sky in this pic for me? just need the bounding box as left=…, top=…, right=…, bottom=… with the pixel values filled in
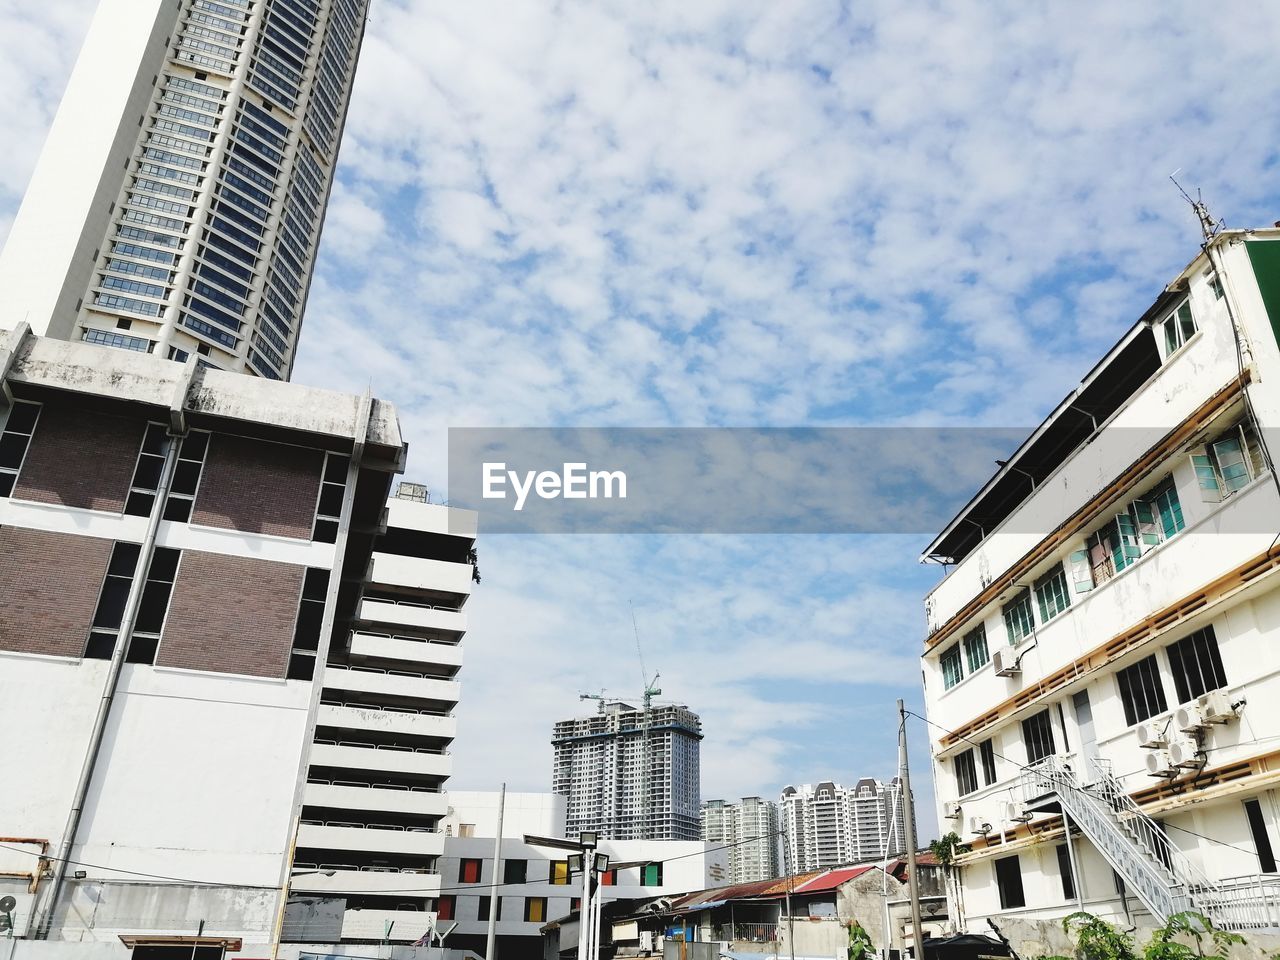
left=4, top=0, right=1280, bottom=837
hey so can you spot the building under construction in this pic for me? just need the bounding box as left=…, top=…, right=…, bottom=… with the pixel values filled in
left=552, top=700, right=703, bottom=841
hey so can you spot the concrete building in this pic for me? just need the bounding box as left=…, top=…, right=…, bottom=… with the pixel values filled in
left=780, top=779, right=908, bottom=872
left=552, top=700, right=703, bottom=841
left=593, top=861, right=948, bottom=960
left=0, top=0, right=370, bottom=378
left=920, top=227, right=1280, bottom=945
left=436, top=790, right=729, bottom=958
left=0, top=327, right=475, bottom=953
left=700, top=797, right=780, bottom=882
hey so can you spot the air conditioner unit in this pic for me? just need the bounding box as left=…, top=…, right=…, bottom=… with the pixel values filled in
left=942, top=801, right=962, bottom=820
left=1004, top=801, right=1032, bottom=823
left=1136, top=721, right=1168, bottom=749
left=1197, top=690, right=1236, bottom=724
left=1145, top=750, right=1178, bottom=779
left=1168, top=739, right=1204, bottom=769
left=968, top=816, right=992, bottom=835
left=1174, top=704, right=1206, bottom=733
left=992, top=648, right=1021, bottom=678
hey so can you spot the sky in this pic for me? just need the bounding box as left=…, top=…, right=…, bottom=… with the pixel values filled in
left=3, top=0, right=1280, bottom=839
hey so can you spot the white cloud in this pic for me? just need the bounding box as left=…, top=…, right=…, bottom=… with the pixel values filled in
left=3, top=0, right=1280, bottom=822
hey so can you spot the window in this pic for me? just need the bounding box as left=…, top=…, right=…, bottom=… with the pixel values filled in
left=0, top=400, right=40, bottom=497
left=477, top=896, right=501, bottom=922
left=435, top=895, right=455, bottom=921
left=458, top=858, right=481, bottom=884
left=83, top=327, right=153, bottom=352
left=1157, top=297, right=1197, bottom=359
left=1244, top=799, right=1277, bottom=874
left=1003, top=590, right=1035, bottom=645
left=163, top=430, right=210, bottom=521
left=1022, top=709, right=1056, bottom=764
left=1056, top=844, right=1076, bottom=901
left=963, top=625, right=989, bottom=673
left=125, top=547, right=180, bottom=663
left=641, top=862, right=663, bottom=886
left=288, top=568, right=328, bottom=680
left=979, top=740, right=997, bottom=785
left=1193, top=422, right=1262, bottom=501
left=457, top=823, right=475, bottom=838
left=85, top=542, right=142, bottom=659
left=549, top=860, right=570, bottom=885
left=504, top=859, right=527, bottom=884
left=524, top=897, right=547, bottom=923
left=940, top=645, right=963, bottom=689
left=1034, top=564, right=1070, bottom=622
left=994, top=855, right=1025, bottom=909
left=600, top=869, right=617, bottom=885
left=1166, top=626, right=1228, bottom=705
left=126, top=423, right=172, bottom=515
left=1116, top=654, right=1169, bottom=726
left=1147, top=480, right=1185, bottom=540
left=954, top=749, right=978, bottom=796
left=312, top=451, right=348, bottom=543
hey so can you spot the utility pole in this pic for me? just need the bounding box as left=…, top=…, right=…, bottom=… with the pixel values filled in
left=485, top=783, right=505, bottom=960
left=781, top=822, right=795, bottom=960
left=898, top=700, right=925, bottom=960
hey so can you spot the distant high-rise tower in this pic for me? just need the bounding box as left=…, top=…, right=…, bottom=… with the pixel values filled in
left=0, top=0, right=369, bottom=378
left=701, top=797, right=780, bottom=882
left=552, top=700, right=702, bottom=841
left=780, top=778, right=909, bottom=871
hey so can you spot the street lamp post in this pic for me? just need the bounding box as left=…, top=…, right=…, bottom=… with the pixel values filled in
left=525, top=832, right=633, bottom=960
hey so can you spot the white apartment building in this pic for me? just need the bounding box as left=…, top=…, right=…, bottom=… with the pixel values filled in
left=0, top=329, right=477, bottom=953
left=0, top=0, right=369, bottom=378
left=780, top=779, right=908, bottom=872
left=921, top=227, right=1280, bottom=941
left=436, top=791, right=730, bottom=958
left=552, top=700, right=703, bottom=841
left=700, top=797, right=780, bottom=882
left=283, top=491, right=477, bottom=946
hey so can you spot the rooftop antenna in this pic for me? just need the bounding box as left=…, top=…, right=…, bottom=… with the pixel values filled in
left=1169, top=169, right=1223, bottom=243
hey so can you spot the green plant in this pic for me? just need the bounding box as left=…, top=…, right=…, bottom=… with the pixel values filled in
left=929, top=832, right=968, bottom=867
left=1144, top=912, right=1245, bottom=960
left=1061, top=911, right=1137, bottom=960
left=847, top=920, right=874, bottom=960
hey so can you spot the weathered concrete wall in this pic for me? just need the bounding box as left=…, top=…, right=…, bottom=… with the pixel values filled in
left=991, top=916, right=1280, bottom=960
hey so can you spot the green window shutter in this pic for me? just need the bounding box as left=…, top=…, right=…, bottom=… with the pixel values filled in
left=1068, top=549, right=1093, bottom=593
left=1112, top=515, right=1140, bottom=571
left=1211, top=434, right=1250, bottom=492
left=1132, top=500, right=1162, bottom=546
left=1191, top=451, right=1222, bottom=502
left=1155, top=483, right=1185, bottom=538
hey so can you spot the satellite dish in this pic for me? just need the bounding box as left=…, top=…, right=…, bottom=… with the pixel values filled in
left=0, top=895, right=15, bottom=912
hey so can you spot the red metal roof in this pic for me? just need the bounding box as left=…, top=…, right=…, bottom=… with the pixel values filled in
left=792, top=865, right=877, bottom=893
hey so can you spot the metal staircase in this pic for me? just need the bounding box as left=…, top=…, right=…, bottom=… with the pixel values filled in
left=1018, top=756, right=1280, bottom=930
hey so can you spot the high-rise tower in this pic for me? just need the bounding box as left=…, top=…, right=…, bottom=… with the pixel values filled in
left=0, top=0, right=368, bottom=378
left=552, top=700, right=703, bottom=841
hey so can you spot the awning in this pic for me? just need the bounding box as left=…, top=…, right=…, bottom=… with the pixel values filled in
left=118, top=936, right=243, bottom=950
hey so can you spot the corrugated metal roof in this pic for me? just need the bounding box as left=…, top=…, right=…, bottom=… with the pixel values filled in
left=792, top=865, right=877, bottom=893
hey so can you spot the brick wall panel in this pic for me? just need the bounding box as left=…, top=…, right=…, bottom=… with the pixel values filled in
left=0, top=527, right=114, bottom=657
left=192, top=434, right=324, bottom=539
left=14, top=402, right=145, bottom=512
left=158, top=550, right=304, bottom=678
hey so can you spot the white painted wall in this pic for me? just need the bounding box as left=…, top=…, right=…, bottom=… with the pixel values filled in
left=0, top=653, right=312, bottom=942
